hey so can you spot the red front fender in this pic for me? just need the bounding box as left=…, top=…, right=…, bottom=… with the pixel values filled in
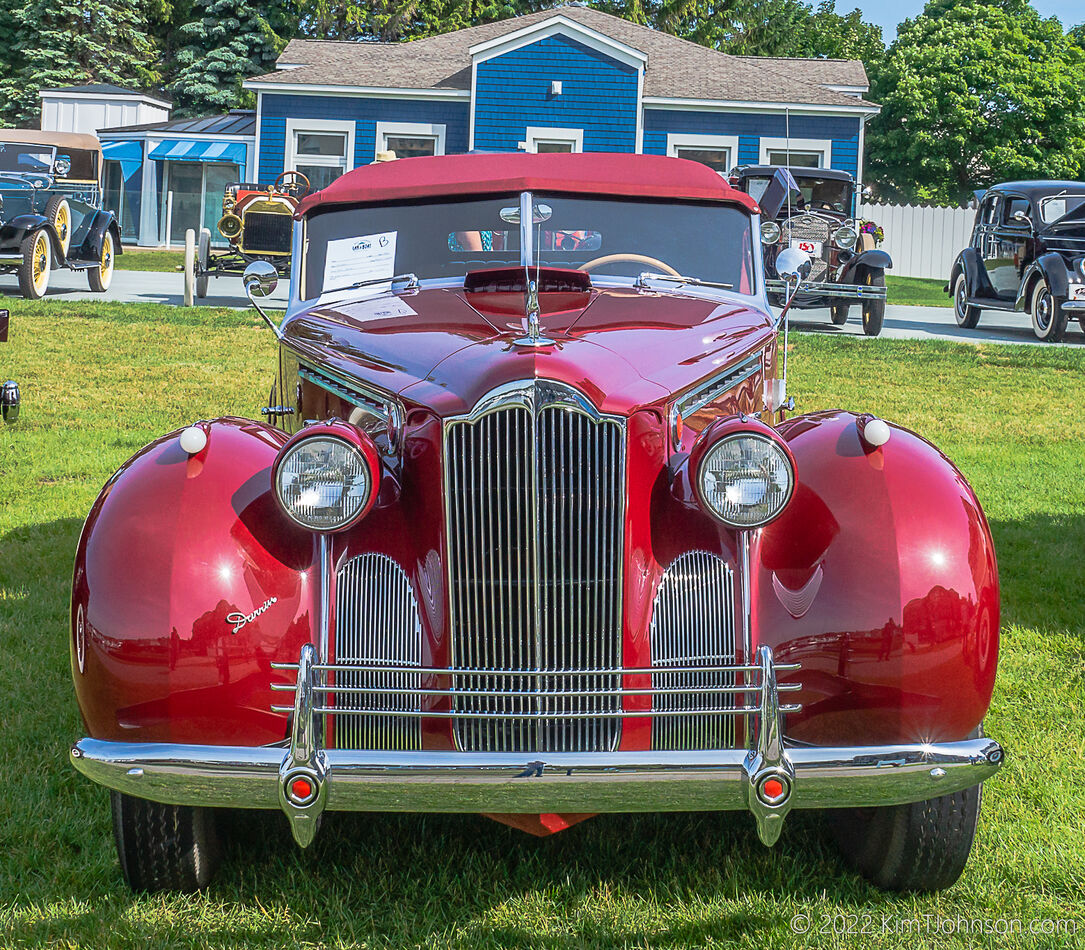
left=756, top=411, right=999, bottom=746
left=71, top=417, right=317, bottom=745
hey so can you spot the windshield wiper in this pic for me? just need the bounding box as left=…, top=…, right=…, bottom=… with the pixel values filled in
left=635, top=271, right=734, bottom=291
left=350, top=273, right=419, bottom=290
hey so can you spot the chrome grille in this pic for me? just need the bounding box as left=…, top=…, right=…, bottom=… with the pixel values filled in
left=444, top=382, right=626, bottom=753
left=781, top=214, right=832, bottom=281
left=651, top=552, right=738, bottom=750
left=331, top=554, right=422, bottom=750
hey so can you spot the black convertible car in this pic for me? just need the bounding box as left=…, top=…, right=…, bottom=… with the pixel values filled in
left=948, top=180, right=1085, bottom=342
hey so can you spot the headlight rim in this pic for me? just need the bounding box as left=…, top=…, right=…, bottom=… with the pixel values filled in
left=833, top=225, right=858, bottom=250
left=272, top=421, right=381, bottom=533
left=760, top=220, right=781, bottom=245
left=690, top=419, right=796, bottom=530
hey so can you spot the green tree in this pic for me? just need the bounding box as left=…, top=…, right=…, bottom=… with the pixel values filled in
left=168, top=0, right=283, bottom=115
left=867, top=0, right=1085, bottom=203
left=0, top=0, right=158, bottom=126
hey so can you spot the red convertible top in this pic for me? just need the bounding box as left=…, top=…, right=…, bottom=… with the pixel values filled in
left=295, top=152, right=759, bottom=216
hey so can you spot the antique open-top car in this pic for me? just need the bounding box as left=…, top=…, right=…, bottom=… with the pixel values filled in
left=71, top=153, right=1002, bottom=894
left=948, top=180, right=1085, bottom=342
left=182, top=171, right=309, bottom=300
left=0, top=130, right=121, bottom=298
left=732, top=165, right=891, bottom=335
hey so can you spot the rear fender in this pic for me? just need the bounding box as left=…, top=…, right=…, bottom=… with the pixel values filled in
left=71, top=418, right=317, bottom=745
left=950, top=247, right=994, bottom=301
left=754, top=411, right=999, bottom=746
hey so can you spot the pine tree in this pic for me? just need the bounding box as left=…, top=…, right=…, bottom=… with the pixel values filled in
left=0, top=0, right=158, bottom=127
left=168, top=0, right=283, bottom=116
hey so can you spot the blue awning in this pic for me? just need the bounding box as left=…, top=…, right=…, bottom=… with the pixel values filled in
left=148, top=139, right=246, bottom=166
left=101, top=140, right=144, bottom=178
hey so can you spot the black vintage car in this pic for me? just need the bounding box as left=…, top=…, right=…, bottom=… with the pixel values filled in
left=948, top=181, right=1085, bottom=342
left=0, top=130, right=122, bottom=299
left=732, top=165, right=891, bottom=336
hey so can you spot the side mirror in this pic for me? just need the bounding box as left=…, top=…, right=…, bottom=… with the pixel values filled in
left=243, top=260, right=278, bottom=298
left=861, top=185, right=873, bottom=201
left=1012, top=209, right=1033, bottom=229
left=775, top=247, right=812, bottom=283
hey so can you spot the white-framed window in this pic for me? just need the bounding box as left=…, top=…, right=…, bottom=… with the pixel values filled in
left=285, top=118, right=355, bottom=192
left=666, top=133, right=740, bottom=175
left=759, top=137, right=832, bottom=169
left=524, top=126, right=583, bottom=153
left=375, top=121, right=446, bottom=160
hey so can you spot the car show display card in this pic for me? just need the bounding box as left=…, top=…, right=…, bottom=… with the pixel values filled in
left=323, top=231, right=397, bottom=292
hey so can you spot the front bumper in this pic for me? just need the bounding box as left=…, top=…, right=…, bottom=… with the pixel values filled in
left=766, top=278, right=888, bottom=304
left=71, top=645, right=1003, bottom=848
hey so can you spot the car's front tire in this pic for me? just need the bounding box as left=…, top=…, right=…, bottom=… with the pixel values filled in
left=831, top=726, right=985, bottom=891
left=1030, top=279, right=1069, bottom=342
left=953, top=273, right=982, bottom=329
left=861, top=271, right=885, bottom=336
left=17, top=230, right=50, bottom=299
left=111, top=791, right=221, bottom=892
left=44, top=196, right=71, bottom=256
left=830, top=302, right=850, bottom=325
left=196, top=227, right=211, bottom=298
left=87, top=230, right=114, bottom=293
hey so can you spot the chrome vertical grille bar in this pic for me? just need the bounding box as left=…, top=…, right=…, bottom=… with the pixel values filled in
left=650, top=551, right=738, bottom=750
left=445, top=381, right=626, bottom=753
left=332, top=554, right=422, bottom=750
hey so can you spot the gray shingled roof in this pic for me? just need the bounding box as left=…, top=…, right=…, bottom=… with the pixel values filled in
left=252, top=6, right=873, bottom=110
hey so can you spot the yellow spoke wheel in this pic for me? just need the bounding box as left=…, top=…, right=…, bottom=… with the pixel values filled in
left=89, top=230, right=115, bottom=292
left=46, top=196, right=72, bottom=256
left=17, top=229, right=51, bottom=299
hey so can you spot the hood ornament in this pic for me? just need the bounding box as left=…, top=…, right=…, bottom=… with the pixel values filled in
left=512, top=279, right=555, bottom=348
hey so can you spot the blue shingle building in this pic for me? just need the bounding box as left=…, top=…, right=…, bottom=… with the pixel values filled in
left=245, top=6, right=878, bottom=191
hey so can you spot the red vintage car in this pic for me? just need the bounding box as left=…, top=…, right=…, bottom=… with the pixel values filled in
left=70, top=153, right=1002, bottom=894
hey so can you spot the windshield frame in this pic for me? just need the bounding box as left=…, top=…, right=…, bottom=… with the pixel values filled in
left=291, top=189, right=764, bottom=313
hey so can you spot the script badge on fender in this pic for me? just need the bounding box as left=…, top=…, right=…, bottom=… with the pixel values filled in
left=226, top=597, right=278, bottom=634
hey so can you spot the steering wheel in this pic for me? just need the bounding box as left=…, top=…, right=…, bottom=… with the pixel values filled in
left=274, top=170, right=311, bottom=198
left=578, top=253, right=682, bottom=276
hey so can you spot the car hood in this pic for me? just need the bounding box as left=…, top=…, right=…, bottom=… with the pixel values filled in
left=280, top=284, right=774, bottom=417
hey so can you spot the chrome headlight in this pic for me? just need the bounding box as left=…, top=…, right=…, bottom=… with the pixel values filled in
left=761, top=221, right=781, bottom=245
left=696, top=431, right=795, bottom=529
left=54, top=156, right=71, bottom=176
left=833, top=225, right=857, bottom=249
left=274, top=433, right=376, bottom=531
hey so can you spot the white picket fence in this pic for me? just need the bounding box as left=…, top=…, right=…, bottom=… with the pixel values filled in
left=856, top=202, right=974, bottom=281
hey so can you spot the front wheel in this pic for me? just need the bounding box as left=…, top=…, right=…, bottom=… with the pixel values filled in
left=196, top=227, right=211, bottom=298
left=88, top=230, right=115, bottom=292
left=183, top=228, right=196, bottom=306
left=17, top=230, right=51, bottom=299
left=45, top=196, right=71, bottom=256
left=830, top=302, right=850, bottom=325
left=861, top=271, right=886, bottom=336
left=832, top=726, right=984, bottom=891
left=111, top=791, right=221, bottom=892
left=953, top=273, right=982, bottom=329
left=1030, top=279, right=1069, bottom=342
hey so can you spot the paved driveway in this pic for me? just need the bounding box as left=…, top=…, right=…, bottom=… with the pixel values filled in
left=4, top=268, right=1082, bottom=346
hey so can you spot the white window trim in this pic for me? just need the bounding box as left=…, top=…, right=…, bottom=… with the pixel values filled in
left=524, top=126, right=583, bottom=153
left=285, top=117, right=356, bottom=177
left=375, top=121, right=446, bottom=160
left=759, top=137, right=832, bottom=167
left=666, top=133, right=740, bottom=171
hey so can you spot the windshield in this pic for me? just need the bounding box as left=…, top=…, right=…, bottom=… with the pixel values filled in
left=0, top=143, right=54, bottom=174
left=303, top=193, right=756, bottom=299
left=1039, top=193, right=1085, bottom=224
left=743, top=174, right=851, bottom=216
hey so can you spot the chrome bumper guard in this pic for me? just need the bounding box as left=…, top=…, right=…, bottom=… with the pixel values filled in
left=70, top=645, right=1003, bottom=849
left=766, top=278, right=888, bottom=300
left=1062, top=300, right=1085, bottom=311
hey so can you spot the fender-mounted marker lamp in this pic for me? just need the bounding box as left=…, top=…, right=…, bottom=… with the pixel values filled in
left=179, top=425, right=208, bottom=455
left=861, top=417, right=891, bottom=448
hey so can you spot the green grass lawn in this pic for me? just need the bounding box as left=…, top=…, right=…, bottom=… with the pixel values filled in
left=0, top=300, right=1083, bottom=948
left=115, top=248, right=186, bottom=273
